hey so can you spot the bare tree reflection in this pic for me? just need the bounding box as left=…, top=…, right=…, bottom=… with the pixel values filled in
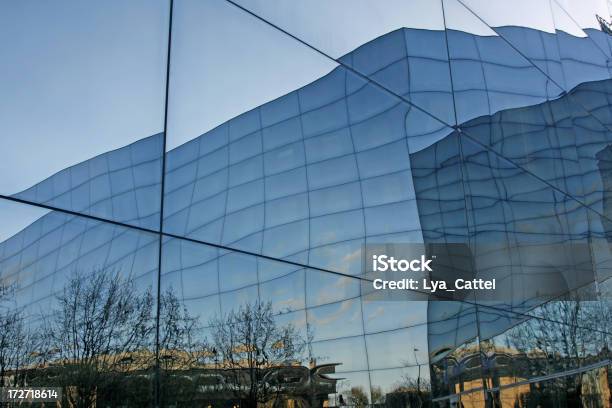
left=38, top=269, right=155, bottom=407
left=346, top=386, right=369, bottom=408
left=505, top=298, right=611, bottom=371
left=387, top=375, right=432, bottom=408
left=157, top=286, right=206, bottom=406
left=485, top=296, right=612, bottom=407
left=3, top=273, right=344, bottom=407
left=207, top=301, right=311, bottom=408
left=0, top=283, right=35, bottom=388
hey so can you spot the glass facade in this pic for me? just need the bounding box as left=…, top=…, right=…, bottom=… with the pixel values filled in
left=0, top=1, right=611, bottom=407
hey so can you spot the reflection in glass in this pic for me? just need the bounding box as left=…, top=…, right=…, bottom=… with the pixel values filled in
left=0, top=198, right=159, bottom=406
left=163, top=6, right=457, bottom=272
left=2, top=1, right=612, bottom=406
left=442, top=0, right=563, bottom=123
left=492, top=367, right=612, bottom=408
left=478, top=300, right=611, bottom=391
left=2, top=2, right=168, bottom=229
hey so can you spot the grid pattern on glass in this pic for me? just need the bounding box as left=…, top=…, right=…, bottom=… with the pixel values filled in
left=0, top=1, right=611, bottom=406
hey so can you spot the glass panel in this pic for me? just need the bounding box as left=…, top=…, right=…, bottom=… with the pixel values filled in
left=311, top=336, right=368, bottom=372
left=159, top=236, right=384, bottom=406
left=442, top=0, right=564, bottom=125
left=0, top=198, right=158, bottom=405
left=458, top=0, right=564, bottom=88
left=2, top=1, right=168, bottom=230
left=166, top=0, right=337, bottom=151
left=366, top=325, right=429, bottom=370
left=307, top=297, right=364, bottom=342
left=549, top=0, right=612, bottom=91
left=459, top=135, right=606, bottom=312
left=233, top=0, right=457, bottom=126
left=370, top=366, right=433, bottom=407
left=478, top=302, right=611, bottom=392
left=163, top=0, right=458, bottom=279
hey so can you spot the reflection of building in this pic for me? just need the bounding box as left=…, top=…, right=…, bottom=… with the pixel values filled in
left=7, top=361, right=339, bottom=408
left=431, top=346, right=612, bottom=407
left=1, top=11, right=612, bottom=407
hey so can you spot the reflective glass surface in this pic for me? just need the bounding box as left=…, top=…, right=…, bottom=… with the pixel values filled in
left=1, top=1, right=169, bottom=230
left=158, top=236, right=438, bottom=406
left=2, top=1, right=612, bottom=406
left=0, top=198, right=159, bottom=406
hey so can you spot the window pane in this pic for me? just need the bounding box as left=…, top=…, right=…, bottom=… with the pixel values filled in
left=231, top=0, right=456, bottom=126
left=2, top=1, right=168, bottom=230
left=311, top=336, right=368, bottom=372
left=366, top=325, right=429, bottom=370
left=307, top=298, right=364, bottom=341
left=442, top=0, right=564, bottom=124
left=0, top=198, right=158, bottom=404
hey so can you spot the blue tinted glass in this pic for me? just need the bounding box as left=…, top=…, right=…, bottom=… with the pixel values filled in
left=307, top=298, right=364, bottom=341
left=365, top=325, right=429, bottom=369
left=310, top=210, right=365, bottom=247
left=2, top=2, right=168, bottom=231
left=259, top=269, right=305, bottom=313
left=309, top=182, right=362, bottom=217
left=311, top=336, right=368, bottom=372
left=5, top=3, right=612, bottom=406
left=263, top=220, right=309, bottom=257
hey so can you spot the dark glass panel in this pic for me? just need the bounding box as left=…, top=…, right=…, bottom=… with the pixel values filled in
left=458, top=133, right=612, bottom=315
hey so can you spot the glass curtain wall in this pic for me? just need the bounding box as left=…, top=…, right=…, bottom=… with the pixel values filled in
left=0, top=1, right=611, bottom=407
